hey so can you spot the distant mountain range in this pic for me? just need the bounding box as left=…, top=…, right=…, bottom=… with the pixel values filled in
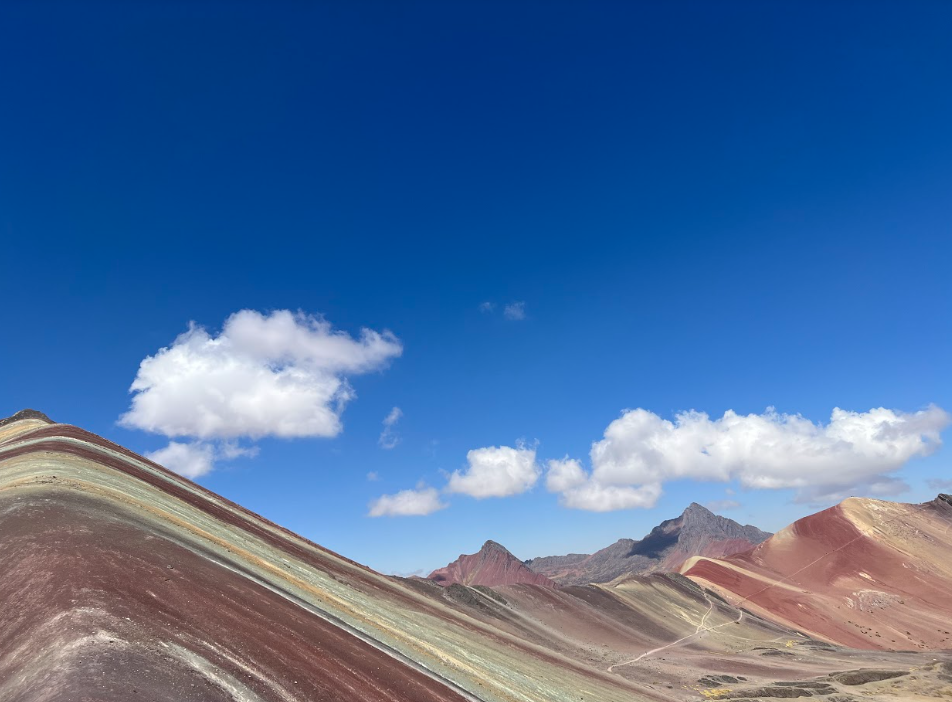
left=524, top=502, right=770, bottom=586
left=426, top=502, right=770, bottom=589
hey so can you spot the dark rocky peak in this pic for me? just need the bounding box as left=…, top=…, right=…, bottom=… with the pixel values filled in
left=524, top=501, right=771, bottom=585
left=633, top=520, right=682, bottom=559
left=681, top=502, right=716, bottom=522
left=676, top=502, right=768, bottom=541
left=601, top=538, right=640, bottom=558
left=0, top=409, right=54, bottom=429
left=480, top=540, right=512, bottom=556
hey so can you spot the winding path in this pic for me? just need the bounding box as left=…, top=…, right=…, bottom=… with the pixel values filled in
left=608, top=595, right=746, bottom=671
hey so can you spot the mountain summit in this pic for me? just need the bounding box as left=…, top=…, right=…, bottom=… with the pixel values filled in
left=428, top=540, right=557, bottom=588
left=525, top=502, right=769, bottom=586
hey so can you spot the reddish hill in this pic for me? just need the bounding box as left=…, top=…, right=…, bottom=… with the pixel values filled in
left=428, top=541, right=557, bottom=588
left=682, top=494, right=952, bottom=651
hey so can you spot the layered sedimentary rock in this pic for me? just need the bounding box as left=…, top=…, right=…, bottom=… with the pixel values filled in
left=427, top=540, right=556, bottom=589
left=682, top=494, right=952, bottom=651
left=526, top=502, right=770, bottom=585
left=0, top=410, right=646, bottom=702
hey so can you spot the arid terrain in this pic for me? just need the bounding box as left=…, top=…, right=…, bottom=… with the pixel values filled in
left=683, top=492, right=952, bottom=651
left=1, top=410, right=950, bottom=701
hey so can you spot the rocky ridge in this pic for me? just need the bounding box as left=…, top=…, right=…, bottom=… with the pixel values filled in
left=525, top=502, right=770, bottom=586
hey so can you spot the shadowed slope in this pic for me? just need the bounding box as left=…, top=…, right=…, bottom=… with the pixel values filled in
left=682, top=495, right=952, bottom=651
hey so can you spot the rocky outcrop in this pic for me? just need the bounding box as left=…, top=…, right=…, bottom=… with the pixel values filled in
left=428, top=540, right=557, bottom=588
left=525, top=502, right=769, bottom=585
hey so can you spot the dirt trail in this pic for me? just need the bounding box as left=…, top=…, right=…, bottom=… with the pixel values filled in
left=608, top=595, right=744, bottom=671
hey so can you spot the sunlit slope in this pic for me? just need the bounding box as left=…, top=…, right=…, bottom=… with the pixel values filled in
left=0, top=412, right=651, bottom=702
left=682, top=495, right=952, bottom=651
left=428, top=540, right=557, bottom=588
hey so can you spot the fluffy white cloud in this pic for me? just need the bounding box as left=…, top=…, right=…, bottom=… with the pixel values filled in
left=503, top=301, right=526, bottom=321
left=146, top=441, right=216, bottom=479
left=121, top=310, right=402, bottom=441
left=378, top=443, right=540, bottom=515
left=559, top=481, right=662, bottom=512
left=368, top=487, right=447, bottom=517
left=121, top=309, right=401, bottom=478
left=446, top=444, right=540, bottom=498
left=547, top=405, right=949, bottom=511
left=545, top=457, right=588, bottom=493
left=145, top=440, right=259, bottom=480
left=378, top=406, right=403, bottom=449
left=546, top=457, right=660, bottom=510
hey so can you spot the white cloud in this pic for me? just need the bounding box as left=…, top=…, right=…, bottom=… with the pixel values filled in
left=479, top=301, right=495, bottom=313
left=705, top=499, right=741, bottom=512
left=503, top=301, right=526, bottom=321
left=218, top=442, right=260, bottom=460
left=146, top=441, right=216, bottom=479
left=545, top=457, right=587, bottom=493
left=378, top=406, right=403, bottom=449
left=559, top=481, right=662, bottom=512
left=121, top=310, right=401, bottom=441
left=145, top=440, right=259, bottom=480
left=120, top=310, right=402, bottom=476
left=446, top=444, right=540, bottom=498
left=368, top=487, right=447, bottom=517
left=366, top=471, right=380, bottom=482
left=547, top=405, right=949, bottom=511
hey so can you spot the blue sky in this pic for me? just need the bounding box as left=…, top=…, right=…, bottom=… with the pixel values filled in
left=2, top=2, right=951, bottom=575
